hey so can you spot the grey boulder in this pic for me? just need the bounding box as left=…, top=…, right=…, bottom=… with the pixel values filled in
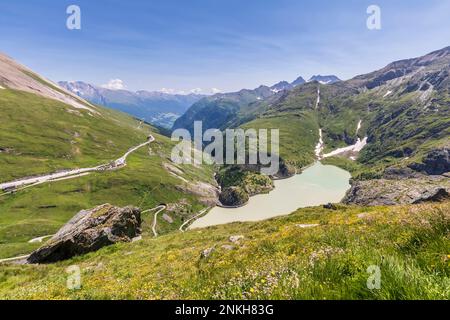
left=27, top=204, right=141, bottom=264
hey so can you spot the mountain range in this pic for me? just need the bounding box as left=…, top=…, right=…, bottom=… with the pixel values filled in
left=0, top=52, right=218, bottom=261
left=0, top=47, right=448, bottom=300
left=172, top=75, right=340, bottom=133
left=59, top=81, right=205, bottom=128
left=174, top=47, right=449, bottom=169
left=60, top=75, right=340, bottom=130
left=308, top=75, right=341, bottom=84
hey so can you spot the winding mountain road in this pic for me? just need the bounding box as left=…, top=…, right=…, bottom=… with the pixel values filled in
left=142, top=205, right=167, bottom=237
left=0, top=255, right=29, bottom=264
left=0, top=135, right=154, bottom=195
left=179, top=208, right=209, bottom=232
left=28, top=235, right=53, bottom=243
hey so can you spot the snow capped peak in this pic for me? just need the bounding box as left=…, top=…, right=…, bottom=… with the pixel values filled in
left=270, top=81, right=292, bottom=92
left=308, top=75, right=341, bottom=84
left=269, top=76, right=307, bottom=92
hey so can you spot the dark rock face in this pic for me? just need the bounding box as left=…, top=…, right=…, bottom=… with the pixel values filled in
left=382, top=167, right=422, bottom=180
left=412, top=188, right=449, bottom=204
left=0, top=147, right=13, bottom=154
left=323, top=203, right=337, bottom=210
left=27, top=204, right=141, bottom=264
left=273, top=160, right=296, bottom=179
left=409, top=148, right=450, bottom=175
left=366, top=69, right=409, bottom=89
left=219, top=187, right=249, bottom=207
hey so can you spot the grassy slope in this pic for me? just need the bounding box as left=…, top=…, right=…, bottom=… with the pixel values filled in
left=0, top=89, right=215, bottom=259
left=321, top=90, right=450, bottom=179
left=241, top=114, right=319, bottom=169
left=243, top=84, right=449, bottom=177
left=0, top=89, right=148, bottom=181
left=357, top=91, right=450, bottom=174
left=0, top=201, right=448, bottom=299
left=233, top=83, right=365, bottom=170
left=238, top=84, right=322, bottom=169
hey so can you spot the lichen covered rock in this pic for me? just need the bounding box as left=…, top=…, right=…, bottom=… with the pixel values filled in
left=343, top=176, right=449, bottom=206
left=27, top=204, right=141, bottom=264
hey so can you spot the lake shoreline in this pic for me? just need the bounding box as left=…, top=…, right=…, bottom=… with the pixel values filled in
left=190, top=162, right=352, bottom=229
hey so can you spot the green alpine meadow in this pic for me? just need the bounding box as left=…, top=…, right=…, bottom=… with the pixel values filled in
left=0, top=1, right=449, bottom=305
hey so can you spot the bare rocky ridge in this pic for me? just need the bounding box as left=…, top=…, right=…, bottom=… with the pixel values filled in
left=408, top=148, right=450, bottom=175
left=0, top=52, right=97, bottom=113
left=27, top=204, right=141, bottom=264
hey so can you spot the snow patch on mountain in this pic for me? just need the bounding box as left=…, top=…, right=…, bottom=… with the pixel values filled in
left=315, top=129, right=324, bottom=159
left=323, top=137, right=368, bottom=159
left=356, top=120, right=362, bottom=135
left=383, top=90, right=393, bottom=97
left=308, top=75, right=341, bottom=84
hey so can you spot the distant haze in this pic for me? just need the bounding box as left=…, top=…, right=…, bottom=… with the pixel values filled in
left=1, top=1, right=450, bottom=92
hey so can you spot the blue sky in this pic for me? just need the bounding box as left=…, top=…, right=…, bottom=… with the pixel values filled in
left=1, top=0, right=450, bottom=93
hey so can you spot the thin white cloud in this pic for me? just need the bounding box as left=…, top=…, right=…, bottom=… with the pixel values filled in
left=159, top=88, right=175, bottom=94
left=158, top=87, right=220, bottom=95
left=101, top=79, right=125, bottom=90
left=190, top=88, right=203, bottom=94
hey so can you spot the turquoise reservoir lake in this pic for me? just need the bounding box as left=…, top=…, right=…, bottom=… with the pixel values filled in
left=190, top=162, right=351, bottom=229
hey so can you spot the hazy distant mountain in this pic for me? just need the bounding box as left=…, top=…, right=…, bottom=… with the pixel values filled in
left=291, top=76, right=306, bottom=87
left=308, top=75, right=341, bottom=84
left=172, top=84, right=278, bottom=133
left=271, top=76, right=307, bottom=91
left=59, top=81, right=205, bottom=128
left=173, top=75, right=308, bottom=132
left=270, top=81, right=293, bottom=92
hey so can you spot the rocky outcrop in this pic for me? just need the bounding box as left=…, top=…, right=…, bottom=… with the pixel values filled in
left=382, top=167, right=422, bottom=180
left=343, top=176, right=449, bottom=206
left=219, top=187, right=249, bottom=207
left=175, top=181, right=220, bottom=206
left=346, top=148, right=450, bottom=206
left=0, top=147, right=14, bottom=154
left=200, top=247, right=215, bottom=259
left=27, top=204, right=141, bottom=264
left=272, top=160, right=296, bottom=179
left=408, top=148, right=450, bottom=175
left=412, top=187, right=449, bottom=204
left=229, top=235, right=244, bottom=243
left=241, top=173, right=274, bottom=196
left=323, top=203, right=338, bottom=210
